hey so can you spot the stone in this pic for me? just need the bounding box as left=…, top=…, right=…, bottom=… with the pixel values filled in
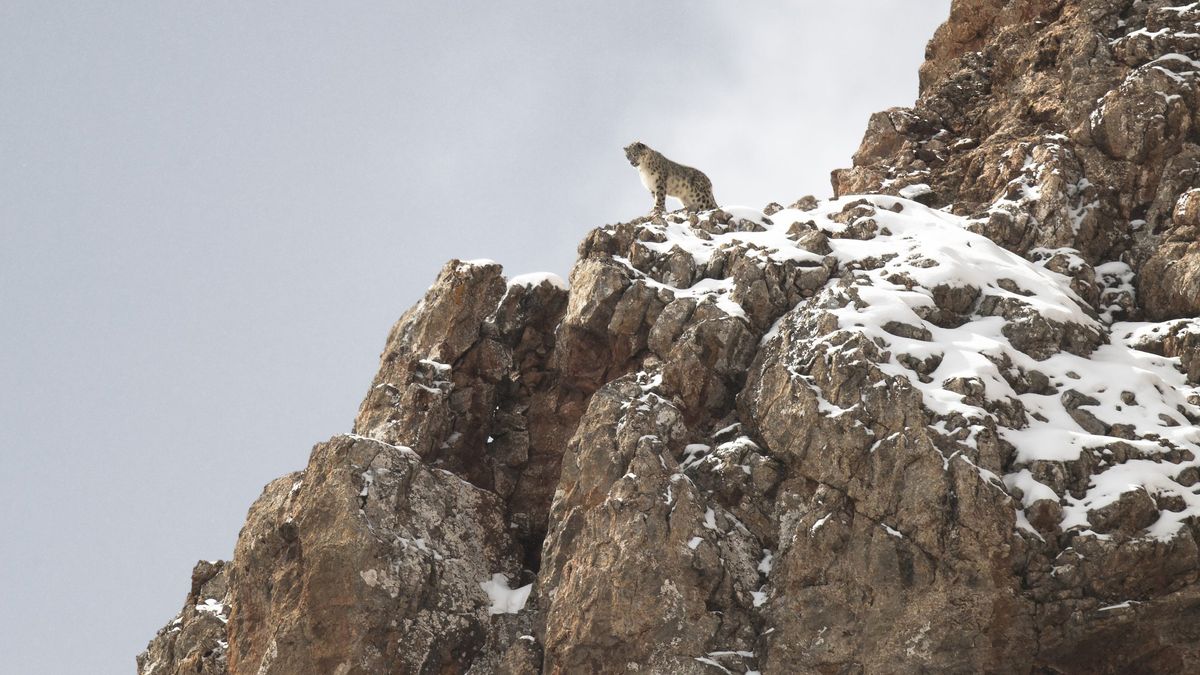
left=1087, top=487, right=1160, bottom=538
left=136, top=561, right=230, bottom=675
left=226, top=435, right=526, bottom=675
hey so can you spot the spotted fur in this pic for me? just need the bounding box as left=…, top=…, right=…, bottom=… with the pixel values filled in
left=623, top=141, right=718, bottom=214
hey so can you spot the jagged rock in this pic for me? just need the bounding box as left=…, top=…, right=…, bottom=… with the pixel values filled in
left=552, top=257, right=645, bottom=390
left=1088, top=487, right=1160, bottom=537
left=226, top=434, right=526, bottom=675
left=790, top=195, right=819, bottom=211
left=1062, top=389, right=1108, bottom=435
left=137, top=561, right=230, bottom=675
left=1128, top=318, right=1200, bottom=385
left=495, top=636, right=542, bottom=674
left=1090, top=64, right=1192, bottom=163
left=353, top=259, right=508, bottom=476
left=1140, top=241, right=1200, bottom=320
left=835, top=0, right=1200, bottom=303
left=1173, top=188, right=1200, bottom=230
left=539, top=376, right=762, bottom=673
left=738, top=246, right=1034, bottom=671
left=1036, top=585, right=1200, bottom=674
left=351, top=261, right=573, bottom=568
left=660, top=312, right=757, bottom=420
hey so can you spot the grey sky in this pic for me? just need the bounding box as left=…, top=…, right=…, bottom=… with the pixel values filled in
left=0, top=2, right=950, bottom=672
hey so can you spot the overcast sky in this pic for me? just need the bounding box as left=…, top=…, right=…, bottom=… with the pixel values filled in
left=0, top=2, right=950, bottom=672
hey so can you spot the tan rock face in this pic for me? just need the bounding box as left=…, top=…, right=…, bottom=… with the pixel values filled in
left=225, top=435, right=526, bottom=675
left=352, top=260, right=573, bottom=567
left=137, top=561, right=230, bottom=675
left=142, top=2, right=1200, bottom=673
left=836, top=0, right=1200, bottom=320
left=1141, top=242, right=1200, bottom=320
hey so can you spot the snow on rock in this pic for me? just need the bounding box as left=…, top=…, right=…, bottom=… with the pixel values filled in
left=585, top=196, right=1198, bottom=545
left=646, top=195, right=1200, bottom=549
left=508, top=271, right=568, bottom=289
left=137, top=561, right=230, bottom=674
left=581, top=206, right=836, bottom=335
left=194, top=598, right=229, bottom=624
left=479, top=573, right=533, bottom=615
left=898, top=183, right=933, bottom=199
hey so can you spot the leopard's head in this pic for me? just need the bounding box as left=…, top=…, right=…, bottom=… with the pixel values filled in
left=623, top=141, right=648, bottom=167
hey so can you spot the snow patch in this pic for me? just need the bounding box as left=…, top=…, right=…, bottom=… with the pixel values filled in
left=479, top=573, right=532, bottom=615
left=508, top=271, right=568, bottom=289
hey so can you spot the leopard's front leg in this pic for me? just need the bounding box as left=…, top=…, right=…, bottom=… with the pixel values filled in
left=651, top=179, right=667, bottom=215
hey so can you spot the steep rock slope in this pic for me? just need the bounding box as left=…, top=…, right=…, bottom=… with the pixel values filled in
left=834, top=0, right=1200, bottom=320
left=141, top=1, right=1200, bottom=673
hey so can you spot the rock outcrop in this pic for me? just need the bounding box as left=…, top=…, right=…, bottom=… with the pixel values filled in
left=138, top=561, right=230, bottom=675
left=142, top=1, right=1200, bottom=673
left=834, top=0, right=1200, bottom=321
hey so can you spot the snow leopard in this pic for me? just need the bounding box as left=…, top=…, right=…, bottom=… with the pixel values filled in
left=623, top=141, right=718, bottom=214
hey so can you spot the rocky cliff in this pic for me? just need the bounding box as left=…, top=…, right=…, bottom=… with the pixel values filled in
left=139, top=1, right=1200, bottom=673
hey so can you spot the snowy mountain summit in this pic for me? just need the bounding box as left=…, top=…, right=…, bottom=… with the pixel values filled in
left=142, top=1, right=1200, bottom=673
